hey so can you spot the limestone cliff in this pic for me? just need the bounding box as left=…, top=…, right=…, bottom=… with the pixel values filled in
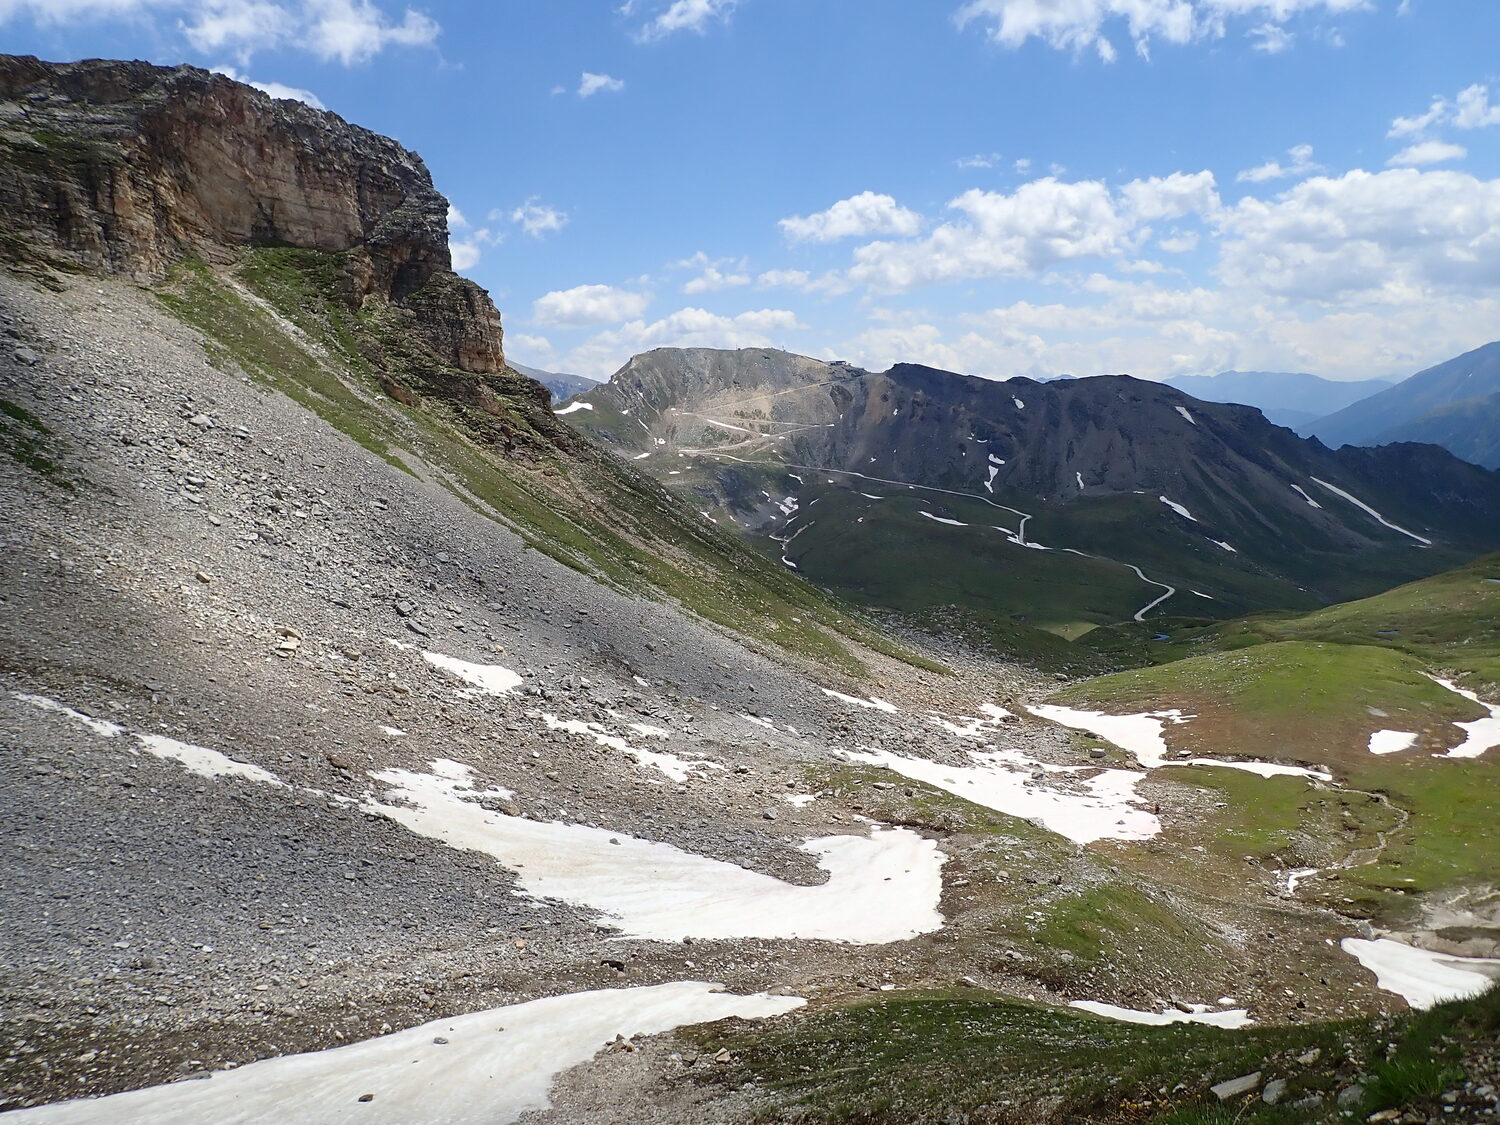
left=0, top=54, right=503, bottom=374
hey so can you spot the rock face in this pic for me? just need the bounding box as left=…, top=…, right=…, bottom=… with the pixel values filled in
left=0, top=54, right=503, bottom=373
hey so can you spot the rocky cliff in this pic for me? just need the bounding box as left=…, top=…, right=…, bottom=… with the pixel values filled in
left=0, top=54, right=503, bottom=374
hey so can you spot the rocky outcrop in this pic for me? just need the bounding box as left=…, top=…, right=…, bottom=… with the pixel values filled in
left=0, top=54, right=503, bottom=374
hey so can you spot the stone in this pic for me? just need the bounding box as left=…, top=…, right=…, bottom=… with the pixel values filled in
left=1210, top=1072, right=1262, bottom=1101
left=1262, top=1078, right=1288, bottom=1105
left=188, top=413, right=213, bottom=428
left=1337, top=1084, right=1366, bottom=1108
left=13, top=346, right=40, bottom=365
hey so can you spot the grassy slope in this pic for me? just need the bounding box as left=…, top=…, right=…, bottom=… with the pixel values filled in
left=689, top=983, right=1499, bottom=1124
left=151, top=250, right=945, bottom=680
left=1051, top=560, right=1500, bottom=924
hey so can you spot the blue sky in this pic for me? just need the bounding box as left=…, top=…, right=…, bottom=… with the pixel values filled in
left=4, top=1, right=1498, bottom=381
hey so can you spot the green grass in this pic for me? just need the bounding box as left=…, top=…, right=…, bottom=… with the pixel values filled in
left=686, top=984, right=1499, bottom=1124
left=0, top=395, right=74, bottom=486
left=1054, top=640, right=1482, bottom=768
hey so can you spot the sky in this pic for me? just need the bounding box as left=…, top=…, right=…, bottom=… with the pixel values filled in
left=3, top=0, right=1498, bottom=383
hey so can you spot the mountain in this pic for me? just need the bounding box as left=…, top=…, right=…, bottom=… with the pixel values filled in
left=510, top=361, right=599, bottom=403
left=1308, top=342, right=1500, bottom=469
left=1165, top=370, right=1394, bottom=430
left=566, top=348, right=1500, bottom=638
left=5, top=55, right=1500, bottom=1125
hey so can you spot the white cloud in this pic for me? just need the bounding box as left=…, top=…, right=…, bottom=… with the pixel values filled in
left=1454, top=83, right=1500, bottom=129
left=533, top=284, right=652, bottom=328
left=302, top=0, right=439, bottom=65
left=212, top=65, right=324, bottom=108
left=508, top=199, right=570, bottom=239
left=956, top=152, right=1003, bottom=170
left=562, top=306, right=804, bottom=379
left=1236, top=143, right=1320, bottom=183
left=847, top=178, right=1137, bottom=291
left=954, top=0, right=1370, bottom=61
left=1120, top=170, right=1220, bottom=221
left=1218, top=168, right=1500, bottom=301
left=779, top=191, right=924, bottom=244
left=754, top=268, right=850, bottom=295
left=1157, top=230, right=1199, bottom=254
left=9, top=0, right=441, bottom=64
left=1390, top=83, right=1500, bottom=139
left=449, top=240, right=482, bottom=271
left=1247, top=21, right=1292, bottom=53
left=633, top=0, right=737, bottom=40
left=1389, top=96, right=1448, bottom=139
left=506, top=333, right=557, bottom=366
left=579, top=71, right=625, bottom=98
left=1387, top=140, right=1467, bottom=167
left=447, top=204, right=468, bottom=229
left=683, top=265, right=751, bottom=294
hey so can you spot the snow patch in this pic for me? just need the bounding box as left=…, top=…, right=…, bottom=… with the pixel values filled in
left=2, top=983, right=804, bottom=1125
left=1290, top=484, right=1323, bottom=509
left=1425, top=676, right=1500, bottom=758
left=821, top=689, right=898, bottom=713
left=420, top=651, right=524, bottom=697
left=1174, top=406, right=1197, bottom=426
left=1027, top=705, right=1330, bottom=780
left=554, top=401, right=593, bottom=415
left=136, top=734, right=285, bottom=788
left=540, top=714, right=721, bottom=784
left=844, top=746, right=1159, bottom=846
left=362, top=760, right=945, bottom=943
left=919, top=511, right=968, bottom=527
left=1075, top=471, right=1085, bottom=490
left=1159, top=496, right=1197, bottom=522
left=1210, top=539, right=1237, bottom=553
left=1342, top=938, right=1500, bottom=1010
left=1312, top=478, right=1431, bottom=546
left=1070, top=1001, right=1251, bottom=1028
left=12, top=692, right=123, bottom=738
left=1013, top=397, right=1025, bottom=410
left=1368, top=730, right=1418, bottom=756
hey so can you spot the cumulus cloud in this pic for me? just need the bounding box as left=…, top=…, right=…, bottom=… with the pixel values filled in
left=449, top=240, right=482, bottom=271
left=1, top=0, right=440, bottom=65
left=212, top=65, right=324, bottom=108
left=779, top=191, right=924, bottom=244
left=1217, top=168, right=1500, bottom=302
left=562, top=306, right=804, bottom=378
left=954, top=0, right=1369, bottom=62
left=632, top=0, right=737, bottom=41
left=683, top=266, right=751, bottom=294
left=533, top=284, right=653, bottom=328
left=1237, top=143, right=1320, bottom=183
left=507, top=199, right=570, bottom=238
left=847, top=178, right=1138, bottom=291
left=1387, top=140, right=1467, bottom=167
left=1390, top=82, right=1500, bottom=140
left=578, top=72, right=625, bottom=97
left=1120, top=170, right=1220, bottom=222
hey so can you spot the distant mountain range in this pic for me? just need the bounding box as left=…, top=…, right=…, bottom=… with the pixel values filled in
left=511, top=361, right=599, bottom=402
left=562, top=348, right=1500, bottom=646
left=1165, top=370, right=1394, bottom=430
left=1306, top=342, right=1500, bottom=470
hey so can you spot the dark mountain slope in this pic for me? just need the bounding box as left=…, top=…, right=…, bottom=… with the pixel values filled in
left=568, top=349, right=1500, bottom=635
left=1308, top=342, right=1500, bottom=461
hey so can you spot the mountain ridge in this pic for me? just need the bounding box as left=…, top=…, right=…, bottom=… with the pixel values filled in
left=567, top=346, right=1500, bottom=635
